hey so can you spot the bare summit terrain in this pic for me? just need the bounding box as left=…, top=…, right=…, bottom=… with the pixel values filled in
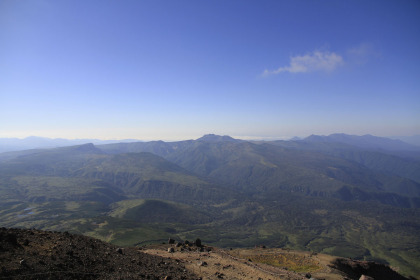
left=0, top=227, right=412, bottom=280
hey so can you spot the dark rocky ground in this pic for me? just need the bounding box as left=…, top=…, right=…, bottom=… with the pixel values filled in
left=331, top=258, right=413, bottom=280
left=0, top=227, right=198, bottom=280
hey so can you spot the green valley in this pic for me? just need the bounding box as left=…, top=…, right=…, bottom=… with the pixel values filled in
left=1, top=134, right=419, bottom=278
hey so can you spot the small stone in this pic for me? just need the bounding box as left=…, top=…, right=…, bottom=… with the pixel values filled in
left=222, top=265, right=232, bottom=269
left=359, top=275, right=374, bottom=280
left=215, top=272, right=224, bottom=279
left=168, top=247, right=174, bottom=253
left=116, top=248, right=123, bottom=254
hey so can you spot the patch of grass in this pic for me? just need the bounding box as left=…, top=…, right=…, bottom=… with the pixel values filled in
left=65, top=201, right=81, bottom=211
left=233, top=251, right=322, bottom=273
left=109, top=199, right=146, bottom=218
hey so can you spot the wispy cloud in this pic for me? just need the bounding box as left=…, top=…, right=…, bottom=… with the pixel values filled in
left=263, top=50, right=344, bottom=76
left=347, top=43, right=379, bottom=65
left=348, top=43, right=372, bottom=57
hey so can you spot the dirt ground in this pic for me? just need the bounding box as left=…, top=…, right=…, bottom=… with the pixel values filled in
left=143, top=245, right=347, bottom=280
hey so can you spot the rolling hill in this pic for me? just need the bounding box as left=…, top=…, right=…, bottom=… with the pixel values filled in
left=98, top=135, right=420, bottom=207
left=1, top=134, right=420, bottom=278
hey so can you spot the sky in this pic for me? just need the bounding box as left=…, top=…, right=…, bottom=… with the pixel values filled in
left=1, top=0, right=419, bottom=141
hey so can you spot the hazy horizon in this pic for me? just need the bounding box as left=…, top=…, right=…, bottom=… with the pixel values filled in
left=1, top=131, right=420, bottom=143
left=1, top=1, right=419, bottom=140
left=1, top=132, right=420, bottom=144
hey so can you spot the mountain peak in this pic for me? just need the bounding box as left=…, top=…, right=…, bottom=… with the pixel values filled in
left=303, top=133, right=418, bottom=151
left=57, top=143, right=104, bottom=154
left=196, top=134, right=239, bottom=143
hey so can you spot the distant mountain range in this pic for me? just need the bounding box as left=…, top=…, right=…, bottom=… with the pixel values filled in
left=1, top=133, right=419, bottom=153
left=0, top=136, right=140, bottom=153
left=390, top=134, right=420, bottom=147
left=1, top=133, right=420, bottom=277
left=302, top=133, right=420, bottom=151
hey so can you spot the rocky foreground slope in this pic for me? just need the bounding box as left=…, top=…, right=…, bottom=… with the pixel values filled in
left=0, top=227, right=196, bottom=279
left=0, top=227, right=413, bottom=280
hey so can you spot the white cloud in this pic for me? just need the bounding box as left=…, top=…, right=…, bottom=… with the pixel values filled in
left=347, top=43, right=379, bottom=65
left=263, top=50, right=344, bottom=76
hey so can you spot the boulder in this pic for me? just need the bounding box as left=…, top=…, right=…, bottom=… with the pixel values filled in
left=195, top=238, right=202, bottom=247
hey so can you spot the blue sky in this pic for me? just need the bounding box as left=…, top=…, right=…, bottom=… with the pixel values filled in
left=1, top=0, right=419, bottom=140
